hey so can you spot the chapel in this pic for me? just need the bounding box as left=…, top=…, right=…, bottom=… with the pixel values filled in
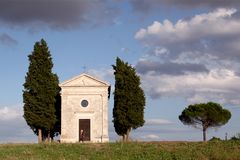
left=60, top=73, right=110, bottom=143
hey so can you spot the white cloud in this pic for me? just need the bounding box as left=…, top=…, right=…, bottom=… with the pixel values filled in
left=134, top=8, right=240, bottom=62
left=0, top=105, right=36, bottom=143
left=146, top=118, right=173, bottom=125
left=134, top=8, right=240, bottom=105
left=0, top=106, right=22, bottom=121
left=140, top=69, right=240, bottom=105
left=154, top=47, right=169, bottom=56
left=140, top=134, right=160, bottom=140
left=135, top=8, right=238, bottom=45
left=87, top=68, right=114, bottom=83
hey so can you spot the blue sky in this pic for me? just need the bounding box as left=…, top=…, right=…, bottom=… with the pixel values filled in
left=0, top=0, right=240, bottom=143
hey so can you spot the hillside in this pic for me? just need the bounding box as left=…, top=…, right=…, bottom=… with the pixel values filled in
left=0, top=141, right=240, bottom=160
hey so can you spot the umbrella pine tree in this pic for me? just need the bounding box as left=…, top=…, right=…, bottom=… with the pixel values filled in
left=179, top=102, right=231, bottom=141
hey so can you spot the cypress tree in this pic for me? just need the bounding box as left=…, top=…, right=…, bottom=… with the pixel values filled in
left=112, top=57, right=145, bottom=141
left=23, top=39, right=60, bottom=143
left=52, top=88, right=61, bottom=138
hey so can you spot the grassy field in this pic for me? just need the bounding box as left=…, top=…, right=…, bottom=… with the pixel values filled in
left=0, top=141, right=240, bottom=160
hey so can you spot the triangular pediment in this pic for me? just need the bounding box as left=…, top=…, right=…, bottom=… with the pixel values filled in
left=60, top=73, right=110, bottom=87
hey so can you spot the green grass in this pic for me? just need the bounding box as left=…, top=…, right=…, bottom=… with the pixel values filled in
left=0, top=141, right=240, bottom=160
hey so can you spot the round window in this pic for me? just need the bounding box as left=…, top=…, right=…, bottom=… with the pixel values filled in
left=81, top=100, right=88, bottom=107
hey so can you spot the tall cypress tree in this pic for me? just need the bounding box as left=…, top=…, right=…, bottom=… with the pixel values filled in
left=23, top=39, right=59, bottom=143
left=112, top=57, right=145, bottom=141
left=51, top=88, right=61, bottom=139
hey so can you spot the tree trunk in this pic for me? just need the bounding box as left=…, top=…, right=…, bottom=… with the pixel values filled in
left=203, top=128, right=207, bottom=142
left=38, top=129, right=42, bottom=143
left=47, top=130, right=51, bottom=142
left=122, top=134, right=126, bottom=142
left=126, top=128, right=132, bottom=142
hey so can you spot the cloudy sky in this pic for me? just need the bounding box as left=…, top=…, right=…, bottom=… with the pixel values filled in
left=0, top=0, right=240, bottom=143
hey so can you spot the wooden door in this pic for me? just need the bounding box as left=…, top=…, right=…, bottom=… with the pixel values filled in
left=79, top=119, right=90, bottom=141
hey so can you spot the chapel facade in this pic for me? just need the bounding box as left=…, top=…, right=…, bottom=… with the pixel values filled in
left=60, top=73, right=110, bottom=143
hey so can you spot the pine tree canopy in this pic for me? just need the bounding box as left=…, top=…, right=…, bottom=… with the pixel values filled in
left=23, top=39, right=60, bottom=141
left=179, top=102, right=231, bottom=141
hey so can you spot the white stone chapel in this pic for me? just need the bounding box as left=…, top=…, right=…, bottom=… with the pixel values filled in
left=60, top=73, right=110, bottom=143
